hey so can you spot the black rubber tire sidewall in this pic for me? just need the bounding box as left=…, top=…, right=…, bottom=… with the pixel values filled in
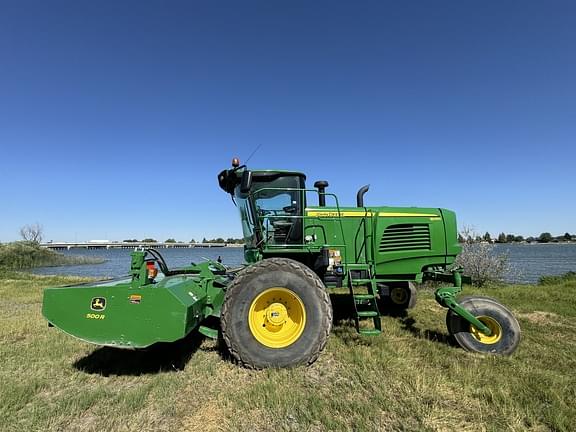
left=221, top=258, right=332, bottom=369
left=446, top=297, right=521, bottom=355
left=380, top=281, right=417, bottom=311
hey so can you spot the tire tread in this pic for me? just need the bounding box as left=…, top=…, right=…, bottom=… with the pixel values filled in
left=221, top=258, right=332, bottom=369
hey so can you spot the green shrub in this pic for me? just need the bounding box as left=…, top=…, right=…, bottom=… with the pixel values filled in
left=455, top=242, right=516, bottom=286
left=538, top=271, right=576, bottom=285
left=0, top=241, right=103, bottom=270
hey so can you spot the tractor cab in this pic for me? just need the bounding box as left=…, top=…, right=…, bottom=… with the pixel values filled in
left=218, top=162, right=306, bottom=257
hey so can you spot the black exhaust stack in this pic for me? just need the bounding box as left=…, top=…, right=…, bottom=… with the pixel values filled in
left=314, top=180, right=329, bottom=207
left=357, top=185, right=369, bottom=207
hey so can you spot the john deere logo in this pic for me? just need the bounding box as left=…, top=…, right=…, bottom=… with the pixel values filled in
left=91, top=297, right=106, bottom=311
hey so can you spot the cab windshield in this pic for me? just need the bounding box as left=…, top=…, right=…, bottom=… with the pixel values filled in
left=236, top=174, right=304, bottom=246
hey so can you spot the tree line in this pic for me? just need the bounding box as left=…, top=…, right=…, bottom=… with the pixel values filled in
left=459, top=231, right=574, bottom=244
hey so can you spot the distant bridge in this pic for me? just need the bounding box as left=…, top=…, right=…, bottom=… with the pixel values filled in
left=41, top=242, right=243, bottom=250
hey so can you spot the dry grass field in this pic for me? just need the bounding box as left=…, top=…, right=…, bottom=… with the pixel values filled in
left=1, top=272, right=575, bottom=431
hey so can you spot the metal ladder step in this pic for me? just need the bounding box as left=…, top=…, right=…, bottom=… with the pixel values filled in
left=359, top=328, right=381, bottom=336
left=354, top=294, right=376, bottom=300
left=351, top=278, right=373, bottom=284
left=347, top=263, right=372, bottom=269
left=357, top=310, right=379, bottom=317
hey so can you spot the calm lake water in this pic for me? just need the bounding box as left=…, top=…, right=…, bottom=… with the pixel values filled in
left=32, top=243, right=576, bottom=284
left=492, top=243, right=576, bottom=283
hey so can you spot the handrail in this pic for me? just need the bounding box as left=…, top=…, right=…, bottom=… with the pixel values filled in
left=249, top=187, right=350, bottom=265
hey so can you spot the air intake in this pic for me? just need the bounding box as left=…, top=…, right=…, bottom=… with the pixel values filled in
left=379, top=224, right=431, bottom=253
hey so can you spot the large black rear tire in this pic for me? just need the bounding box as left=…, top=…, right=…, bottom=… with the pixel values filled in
left=221, top=258, right=332, bottom=369
left=446, top=296, right=521, bottom=355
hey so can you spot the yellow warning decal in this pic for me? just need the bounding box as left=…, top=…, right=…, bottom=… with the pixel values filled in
left=129, top=294, right=142, bottom=304
left=378, top=212, right=439, bottom=217
left=306, top=210, right=439, bottom=218
left=306, top=210, right=372, bottom=217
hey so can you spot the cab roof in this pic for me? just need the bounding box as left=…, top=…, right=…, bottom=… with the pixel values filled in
left=250, top=169, right=306, bottom=180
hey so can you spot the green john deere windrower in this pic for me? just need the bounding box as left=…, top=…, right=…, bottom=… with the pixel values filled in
left=42, top=158, right=521, bottom=368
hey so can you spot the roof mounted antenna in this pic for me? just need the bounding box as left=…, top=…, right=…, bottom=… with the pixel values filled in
left=244, top=143, right=263, bottom=165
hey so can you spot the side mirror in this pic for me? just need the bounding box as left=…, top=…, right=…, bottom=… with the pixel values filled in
left=240, top=170, right=253, bottom=194
left=218, top=169, right=236, bottom=194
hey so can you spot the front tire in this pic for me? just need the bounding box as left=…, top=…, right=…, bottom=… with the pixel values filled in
left=221, top=258, right=332, bottom=369
left=446, top=296, right=521, bottom=355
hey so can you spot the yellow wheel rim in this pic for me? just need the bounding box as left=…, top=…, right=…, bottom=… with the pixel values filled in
left=248, top=287, right=306, bottom=348
left=470, top=316, right=502, bottom=344
left=390, top=287, right=407, bottom=304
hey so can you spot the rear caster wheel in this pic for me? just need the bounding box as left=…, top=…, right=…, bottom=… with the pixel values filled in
left=446, top=296, right=521, bottom=355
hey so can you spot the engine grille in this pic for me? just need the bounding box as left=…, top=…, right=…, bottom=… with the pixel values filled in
left=379, top=224, right=431, bottom=253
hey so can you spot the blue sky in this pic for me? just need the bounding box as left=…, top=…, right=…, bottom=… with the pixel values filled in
left=1, top=1, right=574, bottom=242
